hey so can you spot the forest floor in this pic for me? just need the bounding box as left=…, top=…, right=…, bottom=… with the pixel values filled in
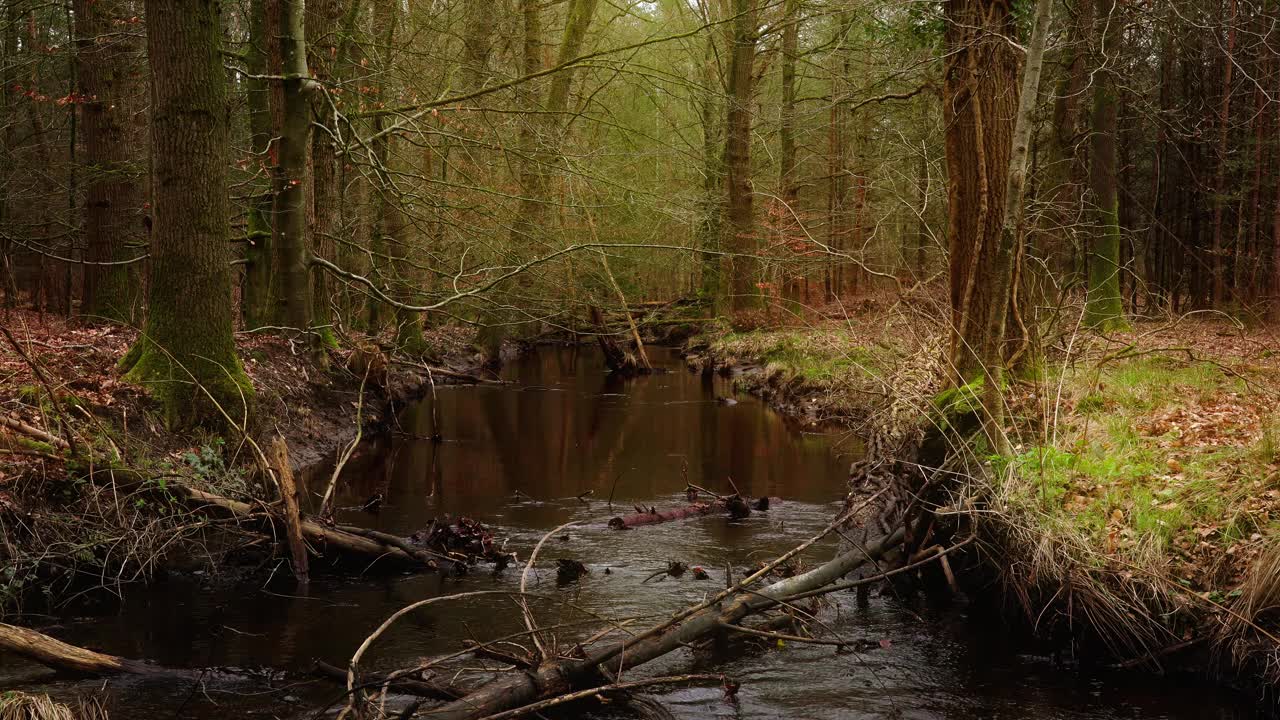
left=688, top=294, right=1280, bottom=682
left=0, top=308, right=488, bottom=613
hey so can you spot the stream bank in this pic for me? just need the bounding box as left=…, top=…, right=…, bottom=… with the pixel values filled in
left=0, top=310, right=501, bottom=614
left=685, top=302, right=1280, bottom=701
left=0, top=343, right=1263, bottom=719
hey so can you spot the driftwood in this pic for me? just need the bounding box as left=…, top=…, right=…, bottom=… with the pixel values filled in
left=0, top=622, right=189, bottom=677
left=608, top=502, right=717, bottom=529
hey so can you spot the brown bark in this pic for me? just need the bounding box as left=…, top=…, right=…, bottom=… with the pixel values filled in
left=608, top=502, right=718, bottom=529
left=271, top=435, right=310, bottom=584
left=944, top=0, right=1020, bottom=380
left=123, top=0, right=253, bottom=427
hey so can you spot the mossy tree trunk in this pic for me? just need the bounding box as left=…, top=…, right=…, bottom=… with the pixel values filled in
left=697, top=17, right=724, bottom=309
left=1083, top=0, right=1126, bottom=330
left=982, top=0, right=1055, bottom=453
left=75, top=0, right=144, bottom=324
left=123, top=0, right=253, bottom=428
left=269, top=0, right=315, bottom=334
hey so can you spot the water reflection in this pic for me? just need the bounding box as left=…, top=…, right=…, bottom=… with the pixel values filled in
left=328, top=346, right=850, bottom=534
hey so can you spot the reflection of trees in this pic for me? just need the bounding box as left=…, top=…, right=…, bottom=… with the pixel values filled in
left=327, top=346, right=850, bottom=528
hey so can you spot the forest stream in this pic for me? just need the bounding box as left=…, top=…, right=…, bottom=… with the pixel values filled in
left=0, top=346, right=1263, bottom=719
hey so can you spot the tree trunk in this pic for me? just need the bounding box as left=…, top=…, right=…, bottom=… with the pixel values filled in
left=269, top=0, right=315, bottom=333
left=723, top=0, right=758, bottom=311
left=1083, top=0, right=1126, bottom=329
left=778, top=0, right=799, bottom=221
left=698, top=23, right=724, bottom=306
left=981, top=0, right=1055, bottom=452
left=1210, top=0, right=1236, bottom=307
left=242, top=0, right=275, bottom=329
left=944, top=0, right=1020, bottom=381
left=75, top=0, right=143, bottom=323
left=0, top=623, right=185, bottom=677
left=509, top=0, right=599, bottom=259
left=424, top=528, right=903, bottom=720
left=307, top=0, right=343, bottom=348
left=122, top=0, right=253, bottom=428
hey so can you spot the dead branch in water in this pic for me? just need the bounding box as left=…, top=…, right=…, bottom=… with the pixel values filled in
left=348, top=490, right=897, bottom=720
left=270, top=436, right=310, bottom=584
left=0, top=622, right=191, bottom=677
left=177, top=485, right=439, bottom=570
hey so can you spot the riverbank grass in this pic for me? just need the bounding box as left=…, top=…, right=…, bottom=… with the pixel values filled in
left=998, top=352, right=1278, bottom=593
left=691, top=321, right=900, bottom=421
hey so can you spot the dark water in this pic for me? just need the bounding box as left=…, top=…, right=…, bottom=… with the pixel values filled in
left=0, top=346, right=1263, bottom=719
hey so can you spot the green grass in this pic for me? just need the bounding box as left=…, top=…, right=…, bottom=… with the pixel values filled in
left=705, top=327, right=882, bottom=384
left=1002, top=354, right=1267, bottom=574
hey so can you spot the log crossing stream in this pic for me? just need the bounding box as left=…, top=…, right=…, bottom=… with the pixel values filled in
left=0, top=346, right=1262, bottom=718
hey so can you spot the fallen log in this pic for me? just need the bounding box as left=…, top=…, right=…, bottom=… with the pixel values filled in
left=608, top=502, right=716, bottom=529
left=0, top=622, right=188, bottom=677
left=608, top=497, right=780, bottom=529
left=418, top=518, right=905, bottom=719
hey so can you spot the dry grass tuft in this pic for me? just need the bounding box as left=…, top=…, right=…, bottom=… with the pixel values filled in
left=1219, top=541, right=1280, bottom=683
left=0, top=692, right=107, bottom=720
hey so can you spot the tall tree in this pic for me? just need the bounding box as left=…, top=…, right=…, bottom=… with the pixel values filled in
left=269, top=0, right=316, bottom=332
left=983, top=0, right=1055, bottom=450
left=242, top=0, right=275, bottom=328
left=696, top=1, right=725, bottom=306
left=723, top=0, right=758, bottom=311
left=1209, top=0, right=1237, bottom=307
left=1083, top=0, right=1125, bottom=328
left=75, top=0, right=144, bottom=323
left=306, top=0, right=345, bottom=347
left=122, top=0, right=253, bottom=426
left=944, top=0, right=1020, bottom=380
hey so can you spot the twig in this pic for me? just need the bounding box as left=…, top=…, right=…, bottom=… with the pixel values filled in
left=319, top=365, right=369, bottom=521
left=471, top=674, right=726, bottom=720
left=607, top=469, right=628, bottom=508
left=717, top=622, right=853, bottom=648
left=520, top=521, right=579, bottom=660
